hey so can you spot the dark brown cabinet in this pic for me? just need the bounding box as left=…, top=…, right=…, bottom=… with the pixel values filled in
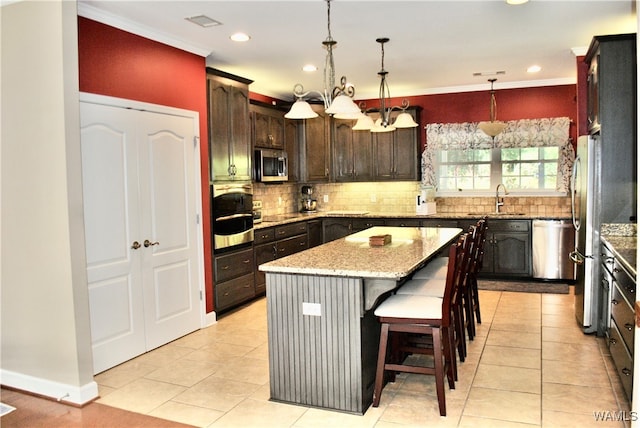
left=207, top=68, right=253, bottom=181
left=333, top=119, right=373, bottom=182
left=254, top=221, right=309, bottom=294
left=299, top=104, right=331, bottom=182
left=372, top=108, right=420, bottom=181
left=285, top=119, right=300, bottom=182
left=323, top=217, right=386, bottom=242
left=213, top=247, right=255, bottom=312
left=480, top=220, right=531, bottom=277
left=251, top=104, right=285, bottom=149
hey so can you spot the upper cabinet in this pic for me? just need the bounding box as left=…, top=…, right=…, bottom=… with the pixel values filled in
left=585, top=34, right=637, bottom=223
left=333, top=119, right=374, bottom=182
left=371, top=108, right=420, bottom=181
left=299, top=104, right=331, bottom=182
left=251, top=104, right=285, bottom=150
left=207, top=68, right=253, bottom=182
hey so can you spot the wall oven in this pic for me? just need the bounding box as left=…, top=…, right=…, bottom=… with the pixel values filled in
left=211, top=183, right=254, bottom=252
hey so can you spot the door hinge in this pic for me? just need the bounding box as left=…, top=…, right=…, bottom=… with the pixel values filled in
left=196, top=213, right=200, bottom=224
left=199, top=290, right=203, bottom=300
left=193, top=136, right=199, bottom=148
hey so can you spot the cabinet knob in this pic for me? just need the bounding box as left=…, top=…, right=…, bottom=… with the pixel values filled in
left=622, top=368, right=632, bottom=376
left=625, top=323, right=634, bottom=331
left=612, top=299, right=619, bottom=305
left=609, top=338, right=617, bottom=345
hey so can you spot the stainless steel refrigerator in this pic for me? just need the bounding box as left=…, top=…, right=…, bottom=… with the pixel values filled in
left=570, top=135, right=601, bottom=334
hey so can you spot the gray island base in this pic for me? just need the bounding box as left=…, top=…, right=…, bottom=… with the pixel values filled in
left=260, top=226, right=462, bottom=414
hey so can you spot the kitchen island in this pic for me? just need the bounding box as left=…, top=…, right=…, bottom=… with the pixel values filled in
left=259, top=226, right=462, bottom=414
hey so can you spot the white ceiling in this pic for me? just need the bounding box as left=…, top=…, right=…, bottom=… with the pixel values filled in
left=78, top=0, right=637, bottom=101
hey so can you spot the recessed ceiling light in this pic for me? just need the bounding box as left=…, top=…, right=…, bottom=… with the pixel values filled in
left=185, top=15, right=222, bottom=28
left=230, top=32, right=250, bottom=42
left=527, top=65, right=542, bottom=73
left=302, top=64, right=318, bottom=72
left=506, top=0, right=529, bottom=4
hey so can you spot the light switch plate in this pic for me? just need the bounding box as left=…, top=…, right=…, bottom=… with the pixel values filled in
left=302, top=302, right=321, bottom=316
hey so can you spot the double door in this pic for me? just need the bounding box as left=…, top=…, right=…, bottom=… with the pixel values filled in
left=80, top=99, right=202, bottom=373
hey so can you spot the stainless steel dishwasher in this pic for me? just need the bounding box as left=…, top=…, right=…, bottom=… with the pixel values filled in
left=532, top=219, right=576, bottom=280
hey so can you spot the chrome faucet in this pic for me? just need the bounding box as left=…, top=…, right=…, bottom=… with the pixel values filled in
left=495, top=183, right=508, bottom=213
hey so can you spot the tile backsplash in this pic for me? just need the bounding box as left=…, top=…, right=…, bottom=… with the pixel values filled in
left=253, top=182, right=572, bottom=217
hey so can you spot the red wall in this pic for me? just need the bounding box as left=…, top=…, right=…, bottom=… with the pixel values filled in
left=359, top=84, right=578, bottom=150
left=77, top=17, right=214, bottom=313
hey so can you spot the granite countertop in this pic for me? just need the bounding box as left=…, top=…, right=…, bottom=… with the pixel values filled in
left=601, top=235, right=637, bottom=277
left=259, top=226, right=462, bottom=279
left=256, top=211, right=570, bottom=229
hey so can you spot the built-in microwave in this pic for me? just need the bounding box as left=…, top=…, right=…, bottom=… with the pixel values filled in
left=255, top=149, right=288, bottom=182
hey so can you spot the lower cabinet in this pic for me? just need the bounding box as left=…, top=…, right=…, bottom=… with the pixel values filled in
left=604, top=239, right=635, bottom=402
left=480, top=220, right=531, bottom=277
left=323, top=218, right=385, bottom=242
left=213, top=247, right=255, bottom=312
left=254, top=221, right=309, bottom=297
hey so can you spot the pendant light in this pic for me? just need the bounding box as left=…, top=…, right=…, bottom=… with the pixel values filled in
left=353, top=38, right=419, bottom=132
left=478, top=78, right=507, bottom=138
left=284, top=0, right=361, bottom=120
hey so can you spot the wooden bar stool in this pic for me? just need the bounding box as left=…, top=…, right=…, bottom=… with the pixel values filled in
left=371, top=234, right=470, bottom=416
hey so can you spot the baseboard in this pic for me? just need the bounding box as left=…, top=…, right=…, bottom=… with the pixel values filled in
left=204, top=310, right=218, bottom=327
left=0, top=369, right=98, bottom=405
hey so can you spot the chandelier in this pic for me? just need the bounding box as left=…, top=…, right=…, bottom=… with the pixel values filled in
left=284, top=0, right=361, bottom=120
left=478, top=78, right=507, bottom=138
left=352, top=37, right=418, bottom=132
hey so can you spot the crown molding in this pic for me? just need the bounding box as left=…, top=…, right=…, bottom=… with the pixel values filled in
left=77, top=3, right=211, bottom=57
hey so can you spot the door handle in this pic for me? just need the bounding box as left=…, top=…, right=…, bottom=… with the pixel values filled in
left=131, top=241, right=141, bottom=250
left=144, top=239, right=160, bottom=247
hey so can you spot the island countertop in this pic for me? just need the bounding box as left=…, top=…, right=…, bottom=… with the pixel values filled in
left=259, top=226, right=462, bottom=279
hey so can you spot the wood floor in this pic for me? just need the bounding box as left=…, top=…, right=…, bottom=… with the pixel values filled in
left=0, top=387, right=193, bottom=427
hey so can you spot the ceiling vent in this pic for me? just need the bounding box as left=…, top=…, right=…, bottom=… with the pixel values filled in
left=185, top=15, right=222, bottom=28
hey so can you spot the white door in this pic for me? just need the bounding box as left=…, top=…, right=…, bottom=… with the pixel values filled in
left=80, top=100, right=201, bottom=374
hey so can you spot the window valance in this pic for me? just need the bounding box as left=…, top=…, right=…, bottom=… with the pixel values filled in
left=421, top=117, right=574, bottom=192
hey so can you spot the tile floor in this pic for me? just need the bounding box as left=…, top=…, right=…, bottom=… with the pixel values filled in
left=95, top=288, right=631, bottom=427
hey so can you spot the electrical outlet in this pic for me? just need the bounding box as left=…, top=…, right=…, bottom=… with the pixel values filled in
left=370, top=194, right=377, bottom=202
left=323, top=194, right=329, bottom=203
left=278, top=196, right=282, bottom=206
left=302, top=302, right=321, bottom=316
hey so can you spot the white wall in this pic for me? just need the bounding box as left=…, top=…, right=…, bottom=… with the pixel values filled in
left=1, top=0, right=97, bottom=404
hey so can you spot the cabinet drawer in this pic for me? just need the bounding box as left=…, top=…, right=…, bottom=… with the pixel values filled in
left=385, top=218, right=421, bottom=227
left=613, top=260, right=635, bottom=305
left=276, top=235, right=308, bottom=258
left=352, top=218, right=385, bottom=230
left=215, top=273, right=255, bottom=311
left=422, top=219, right=459, bottom=228
left=254, top=227, right=275, bottom=244
left=275, top=222, right=307, bottom=239
left=489, top=220, right=530, bottom=232
left=609, top=321, right=633, bottom=401
left=214, top=248, right=254, bottom=283
left=611, top=283, right=635, bottom=353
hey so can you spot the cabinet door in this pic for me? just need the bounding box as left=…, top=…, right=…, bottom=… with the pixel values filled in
left=301, top=105, right=330, bottom=182
left=373, top=131, right=395, bottom=180
left=253, top=106, right=285, bottom=149
left=308, top=220, right=323, bottom=248
left=323, top=219, right=352, bottom=242
left=333, top=120, right=355, bottom=181
left=254, top=242, right=277, bottom=295
left=493, top=232, right=531, bottom=276
left=285, top=119, right=300, bottom=182
left=230, top=85, right=252, bottom=180
left=208, top=77, right=233, bottom=181
left=394, top=125, right=419, bottom=180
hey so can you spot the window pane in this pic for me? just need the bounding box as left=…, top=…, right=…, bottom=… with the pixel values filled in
left=521, top=147, right=538, bottom=160
left=502, top=148, right=520, bottom=161
left=542, top=147, right=559, bottom=160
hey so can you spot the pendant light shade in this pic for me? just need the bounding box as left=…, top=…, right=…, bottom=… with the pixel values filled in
left=371, top=118, right=396, bottom=133
left=326, top=94, right=362, bottom=118
left=284, top=99, right=319, bottom=119
left=478, top=78, right=506, bottom=138
left=352, top=114, right=375, bottom=130
left=393, top=111, right=419, bottom=128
